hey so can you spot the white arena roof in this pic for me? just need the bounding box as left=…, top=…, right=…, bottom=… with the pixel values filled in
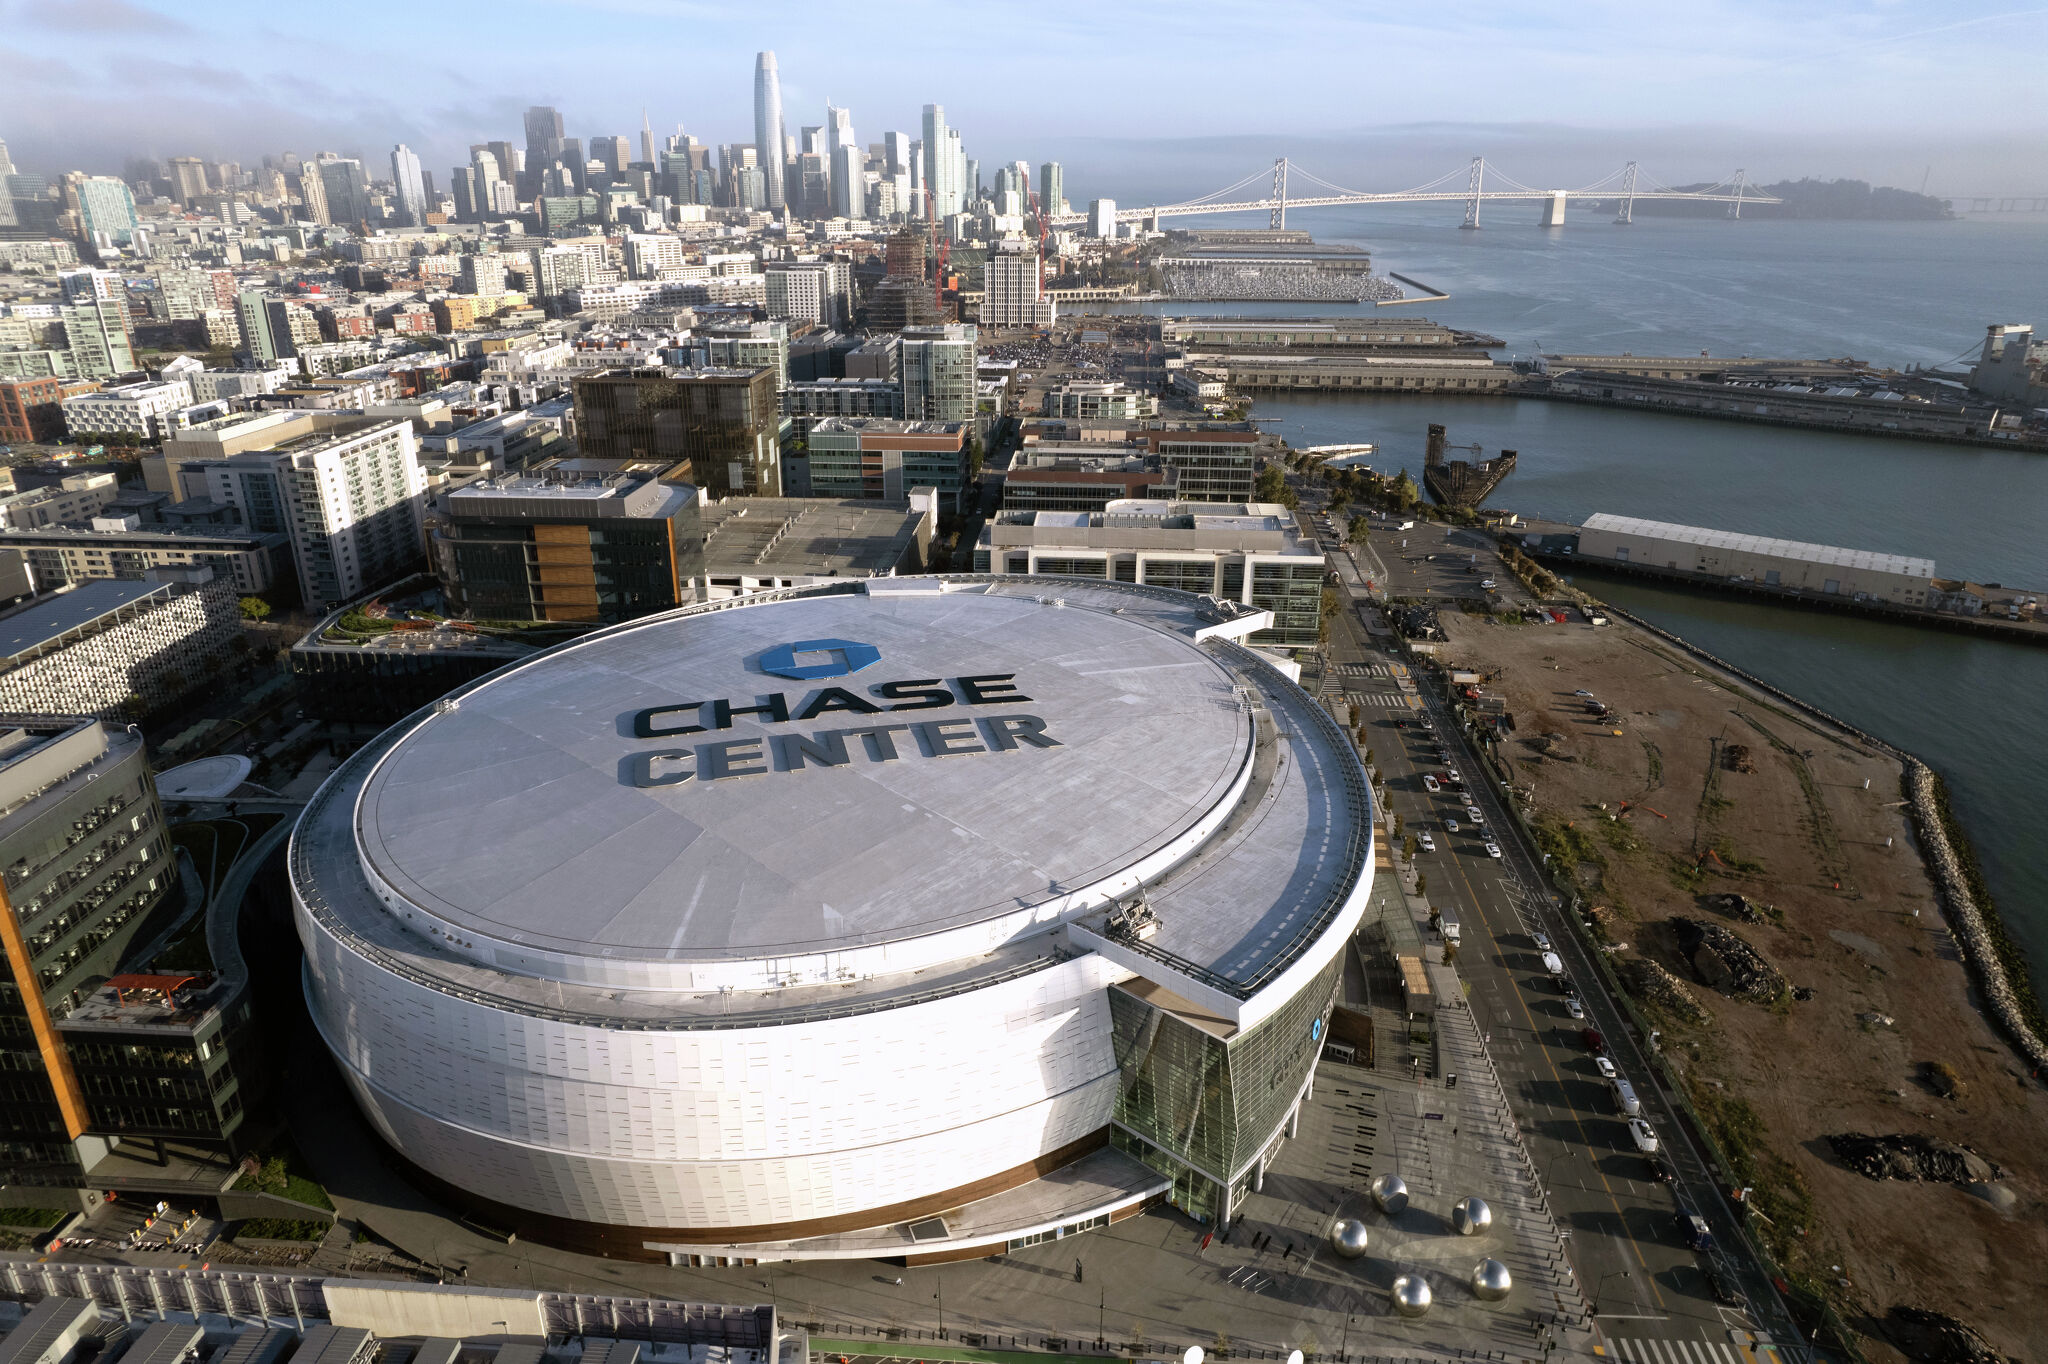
left=356, top=584, right=1252, bottom=965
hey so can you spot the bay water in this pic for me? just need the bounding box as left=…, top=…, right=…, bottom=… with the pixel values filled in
left=1113, top=204, right=2048, bottom=980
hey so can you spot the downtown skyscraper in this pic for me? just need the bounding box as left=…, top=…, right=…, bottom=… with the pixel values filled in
left=921, top=104, right=964, bottom=219
left=389, top=143, right=427, bottom=226
left=753, top=51, right=787, bottom=210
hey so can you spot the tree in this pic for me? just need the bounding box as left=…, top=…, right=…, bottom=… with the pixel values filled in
left=1253, top=464, right=1298, bottom=509
left=1391, top=469, right=1422, bottom=510
left=1415, top=873, right=1428, bottom=896
left=239, top=596, right=273, bottom=621
left=1403, top=834, right=1418, bottom=860
left=1393, top=813, right=1405, bottom=839
left=1349, top=513, right=1372, bottom=542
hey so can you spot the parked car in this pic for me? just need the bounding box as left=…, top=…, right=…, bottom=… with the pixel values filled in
left=1480, top=578, right=1497, bottom=589
left=1484, top=841, right=1503, bottom=858
left=1566, top=999, right=1585, bottom=1020
left=1532, top=932, right=1552, bottom=952
left=1582, top=1027, right=1606, bottom=1055
left=1629, top=1118, right=1660, bottom=1154
left=1595, top=1055, right=1617, bottom=1080
left=1423, top=775, right=1440, bottom=793
left=1445, top=818, right=1460, bottom=833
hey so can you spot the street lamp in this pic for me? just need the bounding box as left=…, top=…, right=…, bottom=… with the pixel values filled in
left=1593, top=1270, right=1632, bottom=1317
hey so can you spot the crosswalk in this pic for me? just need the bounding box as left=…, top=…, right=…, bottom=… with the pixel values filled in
left=1330, top=662, right=1401, bottom=678
left=1604, top=1336, right=1768, bottom=1364
left=1345, top=692, right=1423, bottom=710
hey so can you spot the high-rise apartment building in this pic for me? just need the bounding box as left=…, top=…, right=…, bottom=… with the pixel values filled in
left=886, top=131, right=913, bottom=178
left=0, top=717, right=178, bottom=1187
left=573, top=367, right=781, bottom=498
left=296, top=163, right=330, bottom=224
left=316, top=157, right=369, bottom=226
left=753, top=52, right=787, bottom=211
left=920, top=105, right=961, bottom=218
left=700, top=320, right=790, bottom=393
left=982, top=245, right=1055, bottom=329
left=899, top=323, right=977, bottom=423
left=163, top=411, right=428, bottom=610
left=389, top=144, right=427, bottom=227
left=1089, top=197, right=1118, bottom=238
left=73, top=178, right=139, bottom=249
left=167, top=157, right=208, bottom=206
left=1039, top=161, right=1064, bottom=216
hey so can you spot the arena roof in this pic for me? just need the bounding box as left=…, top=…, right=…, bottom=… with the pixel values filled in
left=356, top=581, right=1252, bottom=965
left=301, top=577, right=1372, bottom=1027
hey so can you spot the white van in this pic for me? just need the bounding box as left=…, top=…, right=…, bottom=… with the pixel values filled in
left=1612, top=1077, right=1641, bottom=1116
left=1541, top=951, right=1564, bottom=977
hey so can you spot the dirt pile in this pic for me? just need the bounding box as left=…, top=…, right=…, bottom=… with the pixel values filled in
left=1722, top=742, right=1757, bottom=773
left=1826, top=1133, right=2002, bottom=1184
left=1619, top=956, right=1711, bottom=1023
left=1672, top=916, right=1788, bottom=1003
left=1703, top=891, right=1774, bottom=924
left=1883, top=1307, right=2012, bottom=1364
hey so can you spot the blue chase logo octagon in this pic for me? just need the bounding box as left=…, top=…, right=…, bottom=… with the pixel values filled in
left=758, top=638, right=882, bottom=681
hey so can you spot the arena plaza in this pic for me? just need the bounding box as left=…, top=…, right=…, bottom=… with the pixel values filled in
left=293, top=575, right=1373, bottom=1263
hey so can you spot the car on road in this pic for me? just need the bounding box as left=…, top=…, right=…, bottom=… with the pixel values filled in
left=1484, top=841, right=1503, bottom=858
left=1541, top=950, right=1565, bottom=978
left=1466, top=804, right=1484, bottom=823
left=1480, top=579, right=1497, bottom=589
left=1418, top=832, right=1437, bottom=852
left=1566, top=999, right=1585, bottom=1020
left=1678, top=1209, right=1715, bottom=1252
left=1581, top=1027, right=1606, bottom=1054
left=1594, top=1055, right=1617, bottom=1080
left=1422, top=775, right=1440, bottom=793
left=1574, top=689, right=1593, bottom=697
left=1444, top=818, right=1460, bottom=833
left=1629, top=1117, right=1659, bottom=1153
left=1703, top=1261, right=1743, bottom=1306
left=1532, top=932, right=1552, bottom=951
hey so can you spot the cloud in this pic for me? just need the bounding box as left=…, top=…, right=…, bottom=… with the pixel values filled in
left=2, top=0, right=191, bottom=35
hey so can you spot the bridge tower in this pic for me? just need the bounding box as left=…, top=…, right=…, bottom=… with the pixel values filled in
left=1728, top=169, right=1747, bottom=220
left=1270, top=157, right=1288, bottom=230
left=1615, top=161, right=1637, bottom=225
left=1461, top=156, right=1485, bottom=230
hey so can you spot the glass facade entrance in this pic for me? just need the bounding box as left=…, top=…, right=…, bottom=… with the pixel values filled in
left=1106, top=961, right=1339, bottom=1222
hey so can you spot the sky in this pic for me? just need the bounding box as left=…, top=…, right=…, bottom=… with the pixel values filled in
left=3, top=0, right=2046, bottom=198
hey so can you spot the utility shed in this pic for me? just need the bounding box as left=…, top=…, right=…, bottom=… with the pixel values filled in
left=0, top=1299, right=98, bottom=1364
left=210, top=1329, right=293, bottom=1364
left=122, top=1323, right=204, bottom=1364
left=291, top=1326, right=376, bottom=1364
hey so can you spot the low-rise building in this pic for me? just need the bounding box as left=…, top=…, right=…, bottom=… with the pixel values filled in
left=1572, top=512, right=1937, bottom=608
left=0, top=473, right=121, bottom=530
left=61, top=380, right=195, bottom=442
left=698, top=491, right=935, bottom=600
left=0, top=518, right=292, bottom=597
left=573, top=366, right=781, bottom=499
left=1, top=376, right=85, bottom=445
left=805, top=417, right=969, bottom=509
left=975, top=498, right=1326, bottom=648
left=1042, top=381, right=1159, bottom=421
left=0, top=573, right=241, bottom=719
left=436, top=468, right=705, bottom=623
left=1001, top=450, right=1177, bottom=513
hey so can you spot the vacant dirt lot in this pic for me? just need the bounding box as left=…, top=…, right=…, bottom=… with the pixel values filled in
left=1438, top=606, right=2048, bottom=1363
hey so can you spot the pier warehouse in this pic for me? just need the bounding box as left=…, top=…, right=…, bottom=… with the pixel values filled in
left=292, top=576, right=1372, bottom=1262
left=1574, top=513, right=1935, bottom=607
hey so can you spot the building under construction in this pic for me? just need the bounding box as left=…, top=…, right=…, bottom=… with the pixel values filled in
left=1422, top=423, right=1517, bottom=507
left=864, top=229, right=943, bottom=331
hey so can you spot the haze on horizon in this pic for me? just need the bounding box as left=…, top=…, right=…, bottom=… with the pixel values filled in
left=3, top=0, right=2045, bottom=198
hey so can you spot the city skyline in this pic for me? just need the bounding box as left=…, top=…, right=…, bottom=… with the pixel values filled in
left=2, top=1, right=2046, bottom=194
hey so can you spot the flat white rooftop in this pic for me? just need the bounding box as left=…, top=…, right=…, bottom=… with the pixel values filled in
left=1582, top=512, right=1935, bottom=578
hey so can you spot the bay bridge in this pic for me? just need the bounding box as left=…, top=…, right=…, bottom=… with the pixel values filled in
left=1050, top=156, right=1782, bottom=230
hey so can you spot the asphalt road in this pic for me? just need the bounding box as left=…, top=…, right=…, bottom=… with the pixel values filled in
left=1297, top=487, right=1800, bottom=1364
